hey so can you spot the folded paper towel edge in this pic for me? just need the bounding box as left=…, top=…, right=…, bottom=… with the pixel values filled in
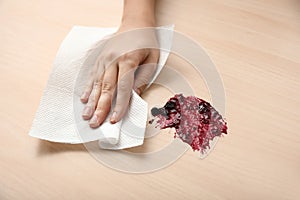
left=98, top=90, right=148, bottom=149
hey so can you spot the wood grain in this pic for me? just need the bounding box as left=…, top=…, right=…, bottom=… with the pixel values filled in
left=0, top=0, right=299, bottom=199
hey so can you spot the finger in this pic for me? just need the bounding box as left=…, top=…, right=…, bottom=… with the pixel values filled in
left=134, top=50, right=159, bottom=95
left=110, top=60, right=137, bottom=124
left=82, top=80, right=102, bottom=120
left=80, top=56, right=103, bottom=102
left=89, top=63, right=118, bottom=128
left=80, top=78, right=93, bottom=103
left=82, top=56, right=104, bottom=120
left=82, top=57, right=104, bottom=120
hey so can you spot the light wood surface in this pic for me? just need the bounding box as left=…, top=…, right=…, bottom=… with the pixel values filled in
left=0, top=0, right=299, bottom=199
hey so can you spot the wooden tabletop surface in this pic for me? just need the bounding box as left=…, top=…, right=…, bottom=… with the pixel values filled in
left=0, top=0, right=299, bottom=199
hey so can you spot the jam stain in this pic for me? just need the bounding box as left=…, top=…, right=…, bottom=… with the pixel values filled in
left=150, top=94, right=228, bottom=152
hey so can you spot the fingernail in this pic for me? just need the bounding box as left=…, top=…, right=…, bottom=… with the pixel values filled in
left=83, top=106, right=92, bottom=117
left=110, top=112, right=117, bottom=123
left=81, top=92, right=88, bottom=100
left=89, top=115, right=98, bottom=126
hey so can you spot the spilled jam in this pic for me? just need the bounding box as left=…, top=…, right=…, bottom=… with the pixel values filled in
left=150, top=94, right=227, bottom=152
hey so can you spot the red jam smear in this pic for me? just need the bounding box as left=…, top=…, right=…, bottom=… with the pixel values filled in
left=150, top=94, right=227, bottom=152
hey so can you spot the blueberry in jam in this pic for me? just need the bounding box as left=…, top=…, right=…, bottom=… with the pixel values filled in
left=165, top=101, right=176, bottom=110
left=198, top=101, right=210, bottom=114
left=151, top=107, right=160, bottom=116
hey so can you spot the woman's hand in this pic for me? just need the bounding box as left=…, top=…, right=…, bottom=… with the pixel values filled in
left=80, top=17, right=159, bottom=128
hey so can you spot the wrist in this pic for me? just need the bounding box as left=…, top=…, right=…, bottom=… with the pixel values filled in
left=121, top=13, right=155, bottom=27
left=119, top=0, right=156, bottom=32
left=119, top=18, right=155, bottom=33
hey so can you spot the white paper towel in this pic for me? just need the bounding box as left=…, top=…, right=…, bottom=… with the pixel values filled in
left=29, top=25, right=174, bottom=149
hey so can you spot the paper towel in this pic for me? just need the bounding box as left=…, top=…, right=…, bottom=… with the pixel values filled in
left=29, top=25, right=174, bottom=149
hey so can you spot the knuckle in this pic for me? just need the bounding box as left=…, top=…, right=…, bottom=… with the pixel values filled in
left=88, top=92, right=98, bottom=104
left=120, top=57, right=138, bottom=67
left=104, top=60, right=116, bottom=70
left=86, top=101, right=95, bottom=108
left=87, top=96, right=95, bottom=105
left=102, top=82, right=113, bottom=93
left=118, top=80, right=129, bottom=91
left=93, top=81, right=102, bottom=89
left=92, top=61, right=100, bottom=73
left=98, top=55, right=105, bottom=62
left=105, top=51, right=117, bottom=61
left=94, top=107, right=103, bottom=115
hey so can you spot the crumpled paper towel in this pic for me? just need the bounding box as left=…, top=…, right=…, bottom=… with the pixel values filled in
left=29, top=25, right=174, bottom=149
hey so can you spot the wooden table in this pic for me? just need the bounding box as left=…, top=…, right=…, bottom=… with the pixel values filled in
left=0, top=0, right=299, bottom=199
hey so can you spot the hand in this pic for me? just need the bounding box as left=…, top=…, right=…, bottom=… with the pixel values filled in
left=80, top=25, right=159, bottom=128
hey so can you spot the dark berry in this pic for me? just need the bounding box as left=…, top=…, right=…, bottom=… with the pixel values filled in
left=151, top=107, right=160, bottom=116
left=202, top=119, right=209, bottom=124
left=198, top=102, right=210, bottom=114
left=162, top=109, right=169, bottom=118
left=164, top=101, right=176, bottom=110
